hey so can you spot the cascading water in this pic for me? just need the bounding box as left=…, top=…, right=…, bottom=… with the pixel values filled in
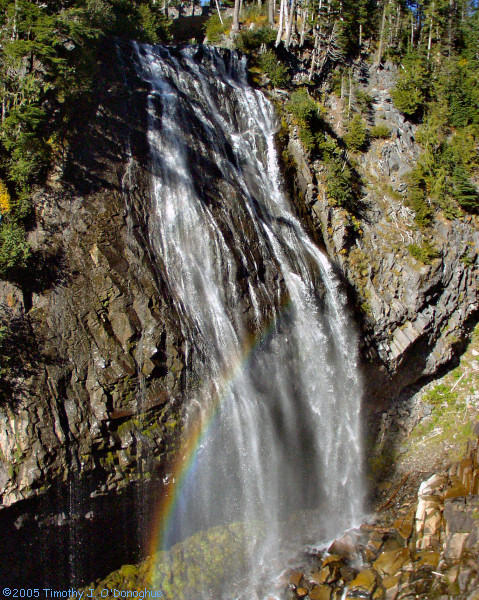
left=133, top=43, right=364, bottom=598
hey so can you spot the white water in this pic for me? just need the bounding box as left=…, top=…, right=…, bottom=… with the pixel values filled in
left=134, top=43, right=364, bottom=598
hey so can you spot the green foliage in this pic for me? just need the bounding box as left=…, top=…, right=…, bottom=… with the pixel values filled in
left=434, top=58, right=479, bottom=128
left=406, top=183, right=433, bottom=228
left=257, top=50, right=289, bottom=87
left=344, top=114, right=368, bottom=152
left=423, top=383, right=458, bottom=407
left=283, top=87, right=360, bottom=208
left=354, top=89, right=373, bottom=115
left=407, top=241, right=440, bottom=264
left=204, top=14, right=231, bottom=44
left=0, top=220, right=30, bottom=276
left=451, top=165, right=479, bottom=213
left=391, top=52, right=430, bottom=117
left=286, top=89, right=318, bottom=124
left=369, top=123, right=391, bottom=139
left=326, top=158, right=357, bottom=207
left=405, top=114, right=479, bottom=220
left=136, top=4, right=172, bottom=43
left=236, top=26, right=275, bottom=53
left=330, top=68, right=344, bottom=97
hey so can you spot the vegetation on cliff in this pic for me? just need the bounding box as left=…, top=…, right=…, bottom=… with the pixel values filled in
left=0, top=0, right=171, bottom=277
left=204, top=0, right=478, bottom=221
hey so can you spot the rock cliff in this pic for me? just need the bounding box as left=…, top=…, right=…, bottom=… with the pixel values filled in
left=0, top=42, right=186, bottom=562
left=0, top=45, right=477, bottom=588
left=283, top=62, right=478, bottom=403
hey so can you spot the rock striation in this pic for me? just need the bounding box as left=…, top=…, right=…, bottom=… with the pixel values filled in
left=0, top=42, right=186, bottom=509
left=283, top=62, right=479, bottom=401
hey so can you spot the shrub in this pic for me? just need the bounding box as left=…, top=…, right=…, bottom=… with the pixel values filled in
left=137, top=5, right=172, bottom=43
left=0, top=182, right=11, bottom=216
left=406, top=184, right=433, bottom=228
left=452, top=166, right=479, bottom=213
left=391, top=52, right=430, bottom=118
left=355, top=90, right=373, bottom=114
left=370, top=123, right=391, bottom=139
left=204, top=14, right=231, bottom=44
left=0, top=221, right=30, bottom=276
left=299, top=127, right=317, bottom=152
left=258, top=50, right=289, bottom=87
left=326, top=159, right=356, bottom=207
left=237, top=26, right=275, bottom=53
left=242, top=4, right=268, bottom=25
left=286, top=89, right=317, bottom=124
left=407, top=241, right=440, bottom=264
left=344, top=114, right=368, bottom=152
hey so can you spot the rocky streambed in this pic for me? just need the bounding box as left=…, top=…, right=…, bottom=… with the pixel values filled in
left=282, top=433, right=479, bottom=600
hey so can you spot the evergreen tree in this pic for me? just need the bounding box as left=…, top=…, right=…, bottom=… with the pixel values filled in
left=452, top=166, right=479, bottom=212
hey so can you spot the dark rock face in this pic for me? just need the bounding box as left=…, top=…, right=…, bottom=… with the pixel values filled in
left=284, top=63, right=479, bottom=402
left=0, top=41, right=185, bottom=509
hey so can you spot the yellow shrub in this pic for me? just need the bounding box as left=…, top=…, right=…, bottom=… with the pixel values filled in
left=0, top=181, right=11, bottom=216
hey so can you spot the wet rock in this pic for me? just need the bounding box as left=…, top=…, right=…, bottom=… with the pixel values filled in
left=309, top=585, right=331, bottom=600
left=328, top=533, right=358, bottom=558
left=289, top=571, right=304, bottom=587
left=373, top=548, right=411, bottom=577
left=315, top=564, right=340, bottom=585
left=414, top=551, right=440, bottom=568
left=393, top=507, right=415, bottom=541
left=347, top=568, right=377, bottom=595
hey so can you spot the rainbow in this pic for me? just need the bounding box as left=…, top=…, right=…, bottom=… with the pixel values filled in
left=146, top=293, right=293, bottom=585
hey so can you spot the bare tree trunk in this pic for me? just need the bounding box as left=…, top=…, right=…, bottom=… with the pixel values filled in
left=300, top=6, right=308, bottom=46
left=427, top=3, right=434, bottom=60
left=308, top=26, right=320, bottom=80
left=215, top=0, right=224, bottom=24
left=285, top=0, right=297, bottom=47
left=375, top=0, right=388, bottom=66
left=12, top=0, right=19, bottom=40
left=268, top=0, right=274, bottom=25
left=232, top=0, right=241, bottom=31
left=275, top=0, right=286, bottom=46
left=359, top=22, right=363, bottom=47
left=410, top=12, right=414, bottom=48
left=347, top=67, right=352, bottom=118
left=394, top=3, right=400, bottom=43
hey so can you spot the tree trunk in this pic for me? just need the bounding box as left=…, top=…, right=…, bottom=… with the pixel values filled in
left=232, top=0, right=241, bottom=32
left=410, top=12, right=414, bottom=48
left=268, top=0, right=274, bottom=26
left=12, top=0, right=18, bottom=40
left=285, top=0, right=297, bottom=48
left=347, top=67, right=352, bottom=118
left=275, top=0, right=286, bottom=46
left=215, top=0, right=224, bottom=24
left=375, top=0, right=388, bottom=67
left=300, top=6, right=308, bottom=47
left=427, top=3, right=434, bottom=61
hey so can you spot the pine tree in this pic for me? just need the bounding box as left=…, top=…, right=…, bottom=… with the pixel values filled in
left=452, top=165, right=479, bottom=212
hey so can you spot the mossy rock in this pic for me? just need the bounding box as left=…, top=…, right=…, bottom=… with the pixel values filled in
left=88, top=520, right=268, bottom=599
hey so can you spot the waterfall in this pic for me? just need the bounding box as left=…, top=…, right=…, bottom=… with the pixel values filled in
left=133, top=43, right=364, bottom=598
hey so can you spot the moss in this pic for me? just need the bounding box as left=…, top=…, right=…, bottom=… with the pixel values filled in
left=88, top=521, right=267, bottom=599
left=402, top=324, right=479, bottom=465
